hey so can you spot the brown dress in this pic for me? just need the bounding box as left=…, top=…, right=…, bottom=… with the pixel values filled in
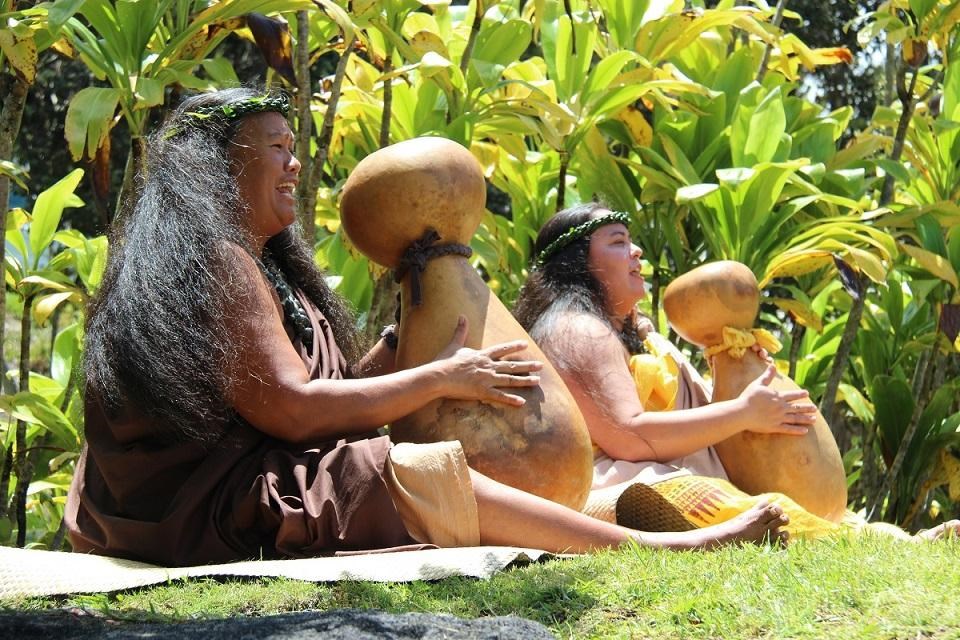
left=65, top=291, right=418, bottom=566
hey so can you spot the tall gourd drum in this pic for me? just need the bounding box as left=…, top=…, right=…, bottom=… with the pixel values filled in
left=340, top=136, right=593, bottom=510
left=662, top=261, right=848, bottom=522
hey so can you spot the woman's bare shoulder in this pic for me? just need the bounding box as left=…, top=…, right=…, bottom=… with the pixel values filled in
left=541, top=311, right=626, bottom=372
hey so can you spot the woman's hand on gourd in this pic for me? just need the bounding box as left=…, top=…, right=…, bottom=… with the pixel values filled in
left=433, top=316, right=542, bottom=407
left=738, top=365, right=817, bottom=435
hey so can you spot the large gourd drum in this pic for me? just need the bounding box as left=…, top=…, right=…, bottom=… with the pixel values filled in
left=662, top=261, right=847, bottom=522
left=340, top=136, right=593, bottom=510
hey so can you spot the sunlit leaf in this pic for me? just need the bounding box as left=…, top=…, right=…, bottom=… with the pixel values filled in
left=900, top=243, right=959, bottom=289
left=33, top=291, right=81, bottom=327
left=769, top=297, right=824, bottom=332
left=676, top=183, right=718, bottom=203
left=838, top=383, right=875, bottom=423
left=64, top=87, right=121, bottom=161
left=29, top=169, right=84, bottom=265
left=759, top=250, right=834, bottom=287
left=0, top=27, right=39, bottom=83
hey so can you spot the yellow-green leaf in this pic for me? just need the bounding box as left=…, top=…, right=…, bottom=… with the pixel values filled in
left=838, top=382, right=875, bottom=423
left=0, top=28, right=38, bottom=83
left=844, top=246, right=888, bottom=284
left=18, top=274, right=73, bottom=292
left=64, top=87, right=121, bottom=161
left=34, top=291, right=81, bottom=326
left=675, top=183, right=718, bottom=203
left=769, top=297, right=824, bottom=333
left=759, top=250, right=834, bottom=288
left=900, top=243, right=959, bottom=289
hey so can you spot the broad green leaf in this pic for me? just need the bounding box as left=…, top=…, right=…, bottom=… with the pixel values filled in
left=48, top=0, right=87, bottom=32
left=64, top=87, right=121, bottom=161
left=52, top=323, right=82, bottom=389
left=75, top=235, right=109, bottom=292
left=844, top=246, right=888, bottom=284
left=759, top=250, right=834, bottom=287
left=947, top=226, right=960, bottom=277
left=0, top=25, right=38, bottom=83
left=18, top=271, right=76, bottom=292
left=716, top=167, right=754, bottom=189
left=732, top=85, right=786, bottom=166
left=29, top=169, right=84, bottom=265
left=769, top=297, right=824, bottom=332
left=900, top=243, right=959, bottom=289
left=34, top=291, right=81, bottom=326
left=838, top=383, right=875, bottom=423
left=27, top=373, right=64, bottom=406
left=871, top=375, right=914, bottom=463
left=133, top=76, right=165, bottom=109
left=909, top=0, right=938, bottom=22
left=0, top=392, right=79, bottom=447
left=676, top=183, right=719, bottom=203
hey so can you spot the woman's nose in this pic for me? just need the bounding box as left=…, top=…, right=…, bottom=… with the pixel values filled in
left=288, top=152, right=302, bottom=175
left=631, top=243, right=643, bottom=258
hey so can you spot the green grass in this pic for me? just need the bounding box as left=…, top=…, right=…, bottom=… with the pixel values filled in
left=5, top=536, right=960, bottom=638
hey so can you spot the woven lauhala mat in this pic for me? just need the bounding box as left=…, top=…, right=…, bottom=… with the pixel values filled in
left=0, top=545, right=550, bottom=598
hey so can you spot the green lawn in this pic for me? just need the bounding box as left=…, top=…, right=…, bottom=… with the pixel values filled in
left=5, top=536, right=960, bottom=639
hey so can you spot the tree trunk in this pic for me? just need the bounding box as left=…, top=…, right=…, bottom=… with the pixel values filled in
left=787, top=320, right=804, bottom=380
left=868, top=347, right=932, bottom=520
left=821, top=66, right=920, bottom=433
left=14, top=293, right=35, bottom=547
left=460, top=0, right=484, bottom=76
left=0, top=74, right=30, bottom=395
left=364, top=272, right=400, bottom=346
left=754, top=0, right=788, bottom=84
left=304, top=37, right=356, bottom=233
left=114, top=136, right=146, bottom=223
left=819, top=275, right=865, bottom=433
left=556, top=151, right=569, bottom=211
left=294, top=10, right=315, bottom=241
left=379, top=53, right=393, bottom=149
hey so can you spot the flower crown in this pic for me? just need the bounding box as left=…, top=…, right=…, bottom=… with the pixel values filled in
left=165, top=92, right=290, bottom=138
left=535, top=211, right=631, bottom=267
left=185, top=92, right=290, bottom=121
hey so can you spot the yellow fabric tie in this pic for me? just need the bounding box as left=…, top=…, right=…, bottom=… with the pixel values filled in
left=703, top=326, right=783, bottom=360
left=628, top=337, right=679, bottom=412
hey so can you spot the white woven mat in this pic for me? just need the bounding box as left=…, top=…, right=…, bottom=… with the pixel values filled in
left=0, top=545, right=550, bottom=598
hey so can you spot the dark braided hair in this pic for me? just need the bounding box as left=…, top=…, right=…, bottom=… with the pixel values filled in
left=513, top=203, right=647, bottom=359
left=85, top=87, right=359, bottom=444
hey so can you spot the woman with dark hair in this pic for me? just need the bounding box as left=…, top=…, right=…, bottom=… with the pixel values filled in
left=65, top=90, right=794, bottom=566
left=514, top=204, right=828, bottom=533
left=514, top=204, right=960, bottom=540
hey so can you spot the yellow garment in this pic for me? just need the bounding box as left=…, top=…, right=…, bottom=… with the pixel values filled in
left=704, top=326, right=783, bottom=360
left=628, top=337, right=839, bottom=539
left=628, top=337, right=679, bottom=412
left=652, top=476, right=841, bottom=539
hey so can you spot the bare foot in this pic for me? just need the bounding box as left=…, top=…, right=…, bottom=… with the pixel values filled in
left=914, top=519, right=960, bottom=541
left=634, top=501, right=789, bottom=550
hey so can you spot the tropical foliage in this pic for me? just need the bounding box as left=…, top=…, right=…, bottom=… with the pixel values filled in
left=2, top=0, right=959, bottom=548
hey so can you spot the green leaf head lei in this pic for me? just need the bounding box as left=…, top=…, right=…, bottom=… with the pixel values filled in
left=534, top=211, right=632, bottom=268
left=164, top=92, right=291, bottom=139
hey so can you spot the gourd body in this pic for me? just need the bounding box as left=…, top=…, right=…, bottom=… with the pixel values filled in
left=663, top=261, right=847, bottom=522
left=340, top=136, right=593, bottom=509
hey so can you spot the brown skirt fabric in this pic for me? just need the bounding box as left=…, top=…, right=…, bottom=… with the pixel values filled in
left=66, top=292, right=432, bottom=566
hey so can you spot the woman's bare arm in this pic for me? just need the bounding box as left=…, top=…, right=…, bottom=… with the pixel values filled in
left=225, top=251, right=542, bottom=443
left=546, top=313, right=814, bottom=463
